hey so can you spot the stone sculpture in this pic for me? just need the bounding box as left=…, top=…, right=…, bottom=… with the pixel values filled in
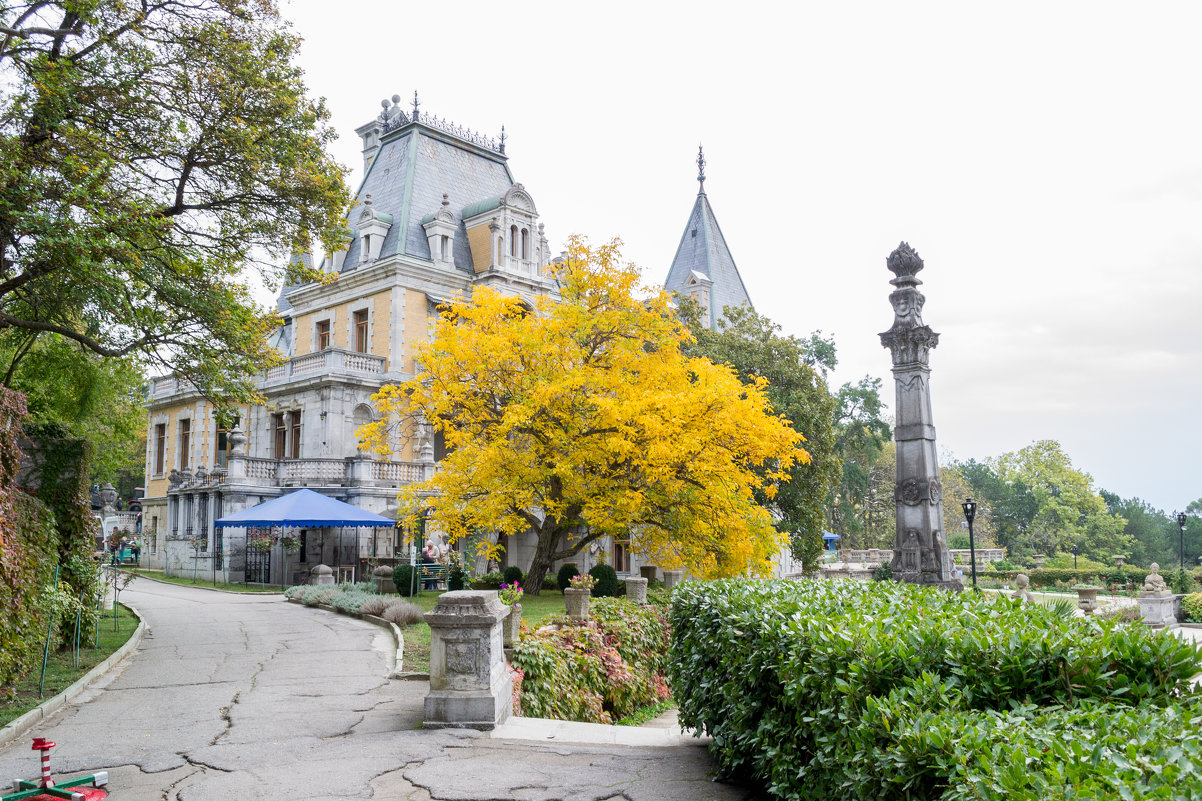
left=1011, top=573, right=1035, bottom=603
left=1143, top=563, right=1170, bottom=597
left=879, top=243, right=961, bottom=591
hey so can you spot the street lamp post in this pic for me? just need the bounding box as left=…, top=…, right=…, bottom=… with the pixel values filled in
left=1072, top=545, right=1079, bottom=571
left=961, top=498, right=978, bottom=589
left=1178, top=512, right=1188, bottom=570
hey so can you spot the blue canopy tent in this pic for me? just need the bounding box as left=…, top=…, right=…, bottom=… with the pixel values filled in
left=822, top=531, right=841, bottom=552
left=215, top=489, right=395, bottom=584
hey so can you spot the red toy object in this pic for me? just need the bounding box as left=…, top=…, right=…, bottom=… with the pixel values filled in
left=3, top=739, right=108, bottom=801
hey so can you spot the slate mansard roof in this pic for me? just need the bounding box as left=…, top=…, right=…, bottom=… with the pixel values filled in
left=338, top=117, right=514, bottom=272
left=663, top=155, right=753, bottom=328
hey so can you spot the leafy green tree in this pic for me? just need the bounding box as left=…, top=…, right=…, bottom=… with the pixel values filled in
left=679, top=302, right=840, bottom=572
left=825, top=377, right=892, bottom=548
left=5, top=334, right=144, bottom=491
left=0, top=1, right=349, bottom=405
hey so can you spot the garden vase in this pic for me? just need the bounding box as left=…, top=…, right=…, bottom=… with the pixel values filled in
left=663, top=569, right=685, bottom=590
left=503, top=602, right=522, bottom=645
left=564, top=588, right=591, bottom=620
left=1075, top=585, right=1101, bottom=615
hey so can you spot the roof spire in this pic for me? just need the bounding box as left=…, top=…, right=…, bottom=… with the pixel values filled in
left=499, top=124, right=506, bottom=154
left=696, top=144, right=706, bottom=194
left=412, top=90, right=421, bottom=121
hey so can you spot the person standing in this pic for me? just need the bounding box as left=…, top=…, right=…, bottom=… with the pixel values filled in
left=131, top=538, right=142, bottom=567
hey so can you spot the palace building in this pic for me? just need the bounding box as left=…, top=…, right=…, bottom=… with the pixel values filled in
left=140, top=97, right=763, bottom=585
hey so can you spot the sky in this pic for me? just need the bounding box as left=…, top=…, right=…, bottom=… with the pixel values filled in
left=280, top=0, right=1201, bottom=514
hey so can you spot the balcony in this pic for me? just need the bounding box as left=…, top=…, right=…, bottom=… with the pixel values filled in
left=232, top=456, right=425, bottom=488
left=263, top=348, right=387, bottom=385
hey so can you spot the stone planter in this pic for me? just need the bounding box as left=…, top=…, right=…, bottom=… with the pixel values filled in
left=1074, top=586, right=1101, bottom=615
left=638, top=565, right=659, bottom=582
left=663, top=570, right=685, bottom=590
left=502, top=603, right=522, bottom=645
left=624, top=577, right=648, bottom=604
left=564, top=588, right=591, bottom=620
left=1113, top=555, right=1126, bottom=567
left=1032, top=555, right=1046, bottom=569
left=372, top=565, right=394, bottom=594
left=311, top=564, right=334, bottom=585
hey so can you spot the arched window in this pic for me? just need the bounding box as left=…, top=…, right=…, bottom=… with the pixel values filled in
left=510, top=225, right=518, bottom=258
left=521, top=228, right=529, bottom=260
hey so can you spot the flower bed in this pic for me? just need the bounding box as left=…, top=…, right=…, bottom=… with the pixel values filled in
left=510, top=597, right=670, bottom=723
left=670, top=578, right=1202, bottom=801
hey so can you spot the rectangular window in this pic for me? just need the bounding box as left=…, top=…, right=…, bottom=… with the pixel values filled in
left=179, top=418, right=191, bottom=469
left=354, top=309, right=369, bottom=353
left=289, top=411, right=301, bottom=459
left=316, top=319, right=331, bottom=350
left=215, top=416, right=239, bottom=468
left=154, top=424, right=166, bottom=474
left=299, top=530, right=308, bottom=564
left=273, top=413, right=286, bottom=459
left=612, top=540, right=630, bottom=573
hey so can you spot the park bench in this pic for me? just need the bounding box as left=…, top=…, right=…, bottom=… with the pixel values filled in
left=419, top=563, right=448, bottom=590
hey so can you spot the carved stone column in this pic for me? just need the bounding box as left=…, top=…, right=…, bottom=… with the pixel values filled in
left=879, top=243, right=961, bottom=591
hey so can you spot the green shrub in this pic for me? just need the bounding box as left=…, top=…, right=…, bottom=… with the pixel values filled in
left=1182, top=593, right=1202, bottom=623
left=392, top=564, right=418, bottom=597
left=300, top=586, right=339, bottom=606
left=588, top=564, right=619, bottom=597
left=381, top=599, right=423, bottom=626
left=358, top=596, right=390, bottom=616
left=471, top=571, right=504, bottom=589
left=284, top=585, right=306, bottom=600
left=330, top=590, right=371, bottom=614
left=1171, top=568, right=1197, bottom=595
left=502, top=566, right=524, bottom=585
left=556, top=563, right=581, bottom=591
left=670, top=578, right=1202, bottom=801
left=542, top=575, right=558, bottom=591
left=447, top=564, right=466, bottom=591
left=871, top=562, right=892, bottom=582
left=511, top=597, right=670, bottom=723
left=947, top=534, right=970, bottom=550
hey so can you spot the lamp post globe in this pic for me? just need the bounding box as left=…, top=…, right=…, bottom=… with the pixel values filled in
left=961, top=498, right=978, bottom=589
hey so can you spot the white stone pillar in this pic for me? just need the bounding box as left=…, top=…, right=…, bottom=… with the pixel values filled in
left=423, top=591, right=512, bottom=730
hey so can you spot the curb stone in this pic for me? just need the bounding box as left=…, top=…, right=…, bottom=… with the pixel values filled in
left=284, top=597, right=407, bottom=676
left=0, top=602, right=145, bottom=747
left=119, top=570, right=284, bottom=596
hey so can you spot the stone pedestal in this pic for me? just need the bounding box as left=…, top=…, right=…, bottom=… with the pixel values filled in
left=639, top=565, right=659, bottom=582
left=663, top=570, right=684, bottom=590
left=1075, top=586, right=1101, bottom=615
left=1138, top=594, right=1177, bottom=627
left=311, top=564, right=334, bottom=585
left=372, top=565, right=394, bottom=594
left=564, top=588, right=590, bottom=620
left=423, top=591, right=512, bottom=730
left=502, top=603, right=522, bottom=645
left=625, top=577, right=648, bottom=604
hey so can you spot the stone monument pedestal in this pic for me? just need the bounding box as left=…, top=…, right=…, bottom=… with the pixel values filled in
left=624, top=577, right=648, bottom=604
left=663, top=570, right=684, bottom=589
left=423, top=591, right=512, bottom=730
left=1139, top=594, right=1177, bottom=627
left=311, top=564, right=334, bottom=585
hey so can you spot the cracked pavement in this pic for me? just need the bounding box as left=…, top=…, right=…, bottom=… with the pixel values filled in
left=0, top=581, right=760, bottom=801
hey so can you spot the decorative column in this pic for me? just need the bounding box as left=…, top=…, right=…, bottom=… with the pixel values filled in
left=878, top=242, right=961, bottom=591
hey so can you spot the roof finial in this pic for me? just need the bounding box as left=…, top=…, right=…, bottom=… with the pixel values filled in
left=696, top=144, right=706, bottom=194
left=499, top=125, right=506, bottom=154
left=412, top=91, right=420, bottom=121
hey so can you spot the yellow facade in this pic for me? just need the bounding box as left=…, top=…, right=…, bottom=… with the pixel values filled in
left=144, top=401, right=251, bottom=492
left=292, top=289, right=394, bottom=363
left=465, top=222, right=492, bottom=273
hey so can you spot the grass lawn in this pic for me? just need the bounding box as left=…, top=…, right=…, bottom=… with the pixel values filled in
left=400, top=588, right=568, bottom=674
left=0, top=606, right=137, bottom=728
left=127, top=568, right=285, bottom=593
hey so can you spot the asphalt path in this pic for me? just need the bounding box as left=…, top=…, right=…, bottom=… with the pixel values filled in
left=0, top=580, right=755, bottom=801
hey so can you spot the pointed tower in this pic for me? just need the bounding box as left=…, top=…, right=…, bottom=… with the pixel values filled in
left=664, top=147, right=753, bottom=328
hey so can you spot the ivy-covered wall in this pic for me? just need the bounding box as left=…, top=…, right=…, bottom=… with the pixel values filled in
left=0, top=393, right=102, bottom=696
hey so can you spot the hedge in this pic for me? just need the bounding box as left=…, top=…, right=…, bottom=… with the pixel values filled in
left=670, top=579, right=1202, bottom=801
left=985, top=565, right=1200, bottom=591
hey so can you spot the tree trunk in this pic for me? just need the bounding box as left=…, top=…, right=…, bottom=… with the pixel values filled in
left=523, top=525, right=562, bottom=596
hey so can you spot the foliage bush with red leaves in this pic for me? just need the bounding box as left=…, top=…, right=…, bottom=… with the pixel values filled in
left=510, top=597, right=671, bottom=723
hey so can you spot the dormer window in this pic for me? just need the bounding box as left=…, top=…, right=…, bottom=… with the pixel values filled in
left=356, top=194, right=392, bottom=263
left=422, top=193, right=457, bottom=268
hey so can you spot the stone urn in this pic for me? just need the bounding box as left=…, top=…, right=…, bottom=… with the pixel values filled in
left=564, top=588, right=590, bottom=620
left=371, top=565, right=394, bottom=594
left=1032, top=555, right=1046, bottom=569
left=502, top=603, right=522, bottom=645
left=625, top=577, right=649, bottom=604
left=1113, top=555, right=1126, bottom=567
left=1074, top=585, right=1101, bottom=615
left=663, top=569, right=685, bottom=590
left=311, top=564, right=335, bottom=585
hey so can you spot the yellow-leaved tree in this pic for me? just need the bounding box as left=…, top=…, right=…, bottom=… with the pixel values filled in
left=361, top=237, right=807, bottom=594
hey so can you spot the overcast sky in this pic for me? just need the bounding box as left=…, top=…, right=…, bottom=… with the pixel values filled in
left=281, top=0, right=1201, bottom=515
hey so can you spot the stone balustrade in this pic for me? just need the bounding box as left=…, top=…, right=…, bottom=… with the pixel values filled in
left=180, top=456, right=424, bottom=489
left=265, top=348, right=386, bottom=384
left=837, top=548, right=1007, bottom=565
